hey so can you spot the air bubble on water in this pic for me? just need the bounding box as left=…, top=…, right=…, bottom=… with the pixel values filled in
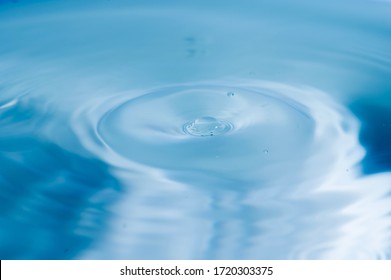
left=263, top=149, right=269, bottom=154
left=227, top=91, right=235, bottom=97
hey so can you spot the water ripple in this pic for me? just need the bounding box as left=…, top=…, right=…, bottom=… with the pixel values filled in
left=74, top=81, right=362, bottom=184
left=1, top=0, right=391, bottom=259
left=67, top=81, right=391, bottom=259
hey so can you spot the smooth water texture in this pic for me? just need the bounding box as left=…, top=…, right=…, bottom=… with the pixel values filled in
left=1, top=0, right=391, bottom=259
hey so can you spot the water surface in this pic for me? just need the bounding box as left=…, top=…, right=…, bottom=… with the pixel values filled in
left=1, top=0, right=391, bottom=259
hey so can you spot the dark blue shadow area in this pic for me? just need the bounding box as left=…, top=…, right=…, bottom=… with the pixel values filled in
left=0, top=99, right=120, bottom=259
left=350, top=99, right=391, bottom=174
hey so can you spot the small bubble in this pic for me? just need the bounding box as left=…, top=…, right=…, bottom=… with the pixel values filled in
left=227, top=91, right=235, bottom=97
left=263, top=149, right=269, bottom=154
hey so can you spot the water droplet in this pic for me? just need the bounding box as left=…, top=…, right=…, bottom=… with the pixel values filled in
left=227, top=91, right=235, bottom=97
left=183, top=116, right=233, bottom=137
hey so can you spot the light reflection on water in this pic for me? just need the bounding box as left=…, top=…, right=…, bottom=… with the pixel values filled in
left=0, top=0, right=391, bottom=259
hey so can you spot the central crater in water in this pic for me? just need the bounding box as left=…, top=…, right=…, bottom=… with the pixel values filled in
left=183, top=116, right=233, bottom=137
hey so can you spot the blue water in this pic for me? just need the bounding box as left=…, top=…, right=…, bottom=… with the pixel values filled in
left=1, top=0, right=391, bottom=259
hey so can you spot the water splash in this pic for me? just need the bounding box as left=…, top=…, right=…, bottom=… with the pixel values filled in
left=184, top=116, right=233, bottom=137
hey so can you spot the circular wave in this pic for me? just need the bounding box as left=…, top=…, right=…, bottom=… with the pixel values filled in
left=3, top=0, right=390, bottom=259
left=74, top=80, right=363, bottom=190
